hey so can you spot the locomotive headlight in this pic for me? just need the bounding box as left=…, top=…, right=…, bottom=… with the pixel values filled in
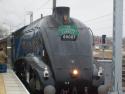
left=73, top=69, right=78, bottom=75
left=72, top=69, right=79, bottom=77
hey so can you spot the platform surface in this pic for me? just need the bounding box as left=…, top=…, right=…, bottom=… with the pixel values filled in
left=0, top=69, right=29, bottom=94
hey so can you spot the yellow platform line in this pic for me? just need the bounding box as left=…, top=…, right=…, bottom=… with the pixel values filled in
left=0, top=74, right=6, bottom=94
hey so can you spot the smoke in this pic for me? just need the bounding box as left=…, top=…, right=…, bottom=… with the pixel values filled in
left=0, top=25, right=9, bottom=38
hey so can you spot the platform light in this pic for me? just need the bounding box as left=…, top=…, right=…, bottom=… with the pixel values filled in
left=7, top=46, right=11, bottom=49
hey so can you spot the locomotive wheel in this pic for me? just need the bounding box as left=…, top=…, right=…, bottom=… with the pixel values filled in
left=20, top=62, right=27, bottom=81
left=44, top=85, right=56, bottom=94
left=98, top=85, right=110, bottom=94
left=29, top=72, right=44, bottom=94
left=29, top=78, right=36, bottom=93
left=88, top=86, right=98, bottom=94
left=72, top=86, right=78, bottom=94
left=14, top=61, right=26, bottom=81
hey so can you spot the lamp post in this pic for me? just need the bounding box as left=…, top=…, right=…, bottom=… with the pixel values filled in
left=112, top=0, right=123, bottom=94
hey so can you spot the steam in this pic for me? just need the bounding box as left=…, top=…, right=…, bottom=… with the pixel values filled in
left=0, top=25, right=9, bottom=38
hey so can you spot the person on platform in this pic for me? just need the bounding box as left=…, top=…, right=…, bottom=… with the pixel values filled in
left=0, top=48, right=7, bottom=64
left=0, top=47, right=7, bottom=72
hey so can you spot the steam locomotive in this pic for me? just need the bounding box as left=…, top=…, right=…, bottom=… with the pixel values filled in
left=11, top=7, right=104, bottom=94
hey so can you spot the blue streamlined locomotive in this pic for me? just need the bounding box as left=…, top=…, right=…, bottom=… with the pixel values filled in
left=11, top=7, right=104, bottom=94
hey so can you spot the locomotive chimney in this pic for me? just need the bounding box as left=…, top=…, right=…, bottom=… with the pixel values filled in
left=53, top=7, right=70, bottom=24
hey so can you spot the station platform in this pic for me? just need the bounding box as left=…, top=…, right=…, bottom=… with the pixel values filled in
left=0, top=69, right=30, bottom=94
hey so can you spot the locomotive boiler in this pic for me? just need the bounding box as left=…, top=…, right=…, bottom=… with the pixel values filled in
left=11, top=7, right=104, bottom=94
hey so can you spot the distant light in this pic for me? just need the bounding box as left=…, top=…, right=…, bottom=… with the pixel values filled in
left=7, top=46, right=11, bottom=49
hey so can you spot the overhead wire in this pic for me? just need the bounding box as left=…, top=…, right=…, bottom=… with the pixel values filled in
left=84, top=9, right=125, bottom=23
left=37, top=0, right=51, bottom=10
left=84, top=9, right=125, bottom=36
left=32, top=0, right=52, bottom=15
left=84, top=13, right=112, bottom=23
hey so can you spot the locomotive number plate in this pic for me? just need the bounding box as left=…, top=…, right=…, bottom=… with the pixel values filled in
left=58, top=25, right=79, bottom=41
left=61, top=34, right=77, bottom=41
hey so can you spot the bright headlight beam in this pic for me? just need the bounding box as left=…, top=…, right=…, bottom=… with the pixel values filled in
left=73, top=69, right=78, bottom=75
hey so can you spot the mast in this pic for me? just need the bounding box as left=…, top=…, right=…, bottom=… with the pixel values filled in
left=53, top=0, right=56, bottom=11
